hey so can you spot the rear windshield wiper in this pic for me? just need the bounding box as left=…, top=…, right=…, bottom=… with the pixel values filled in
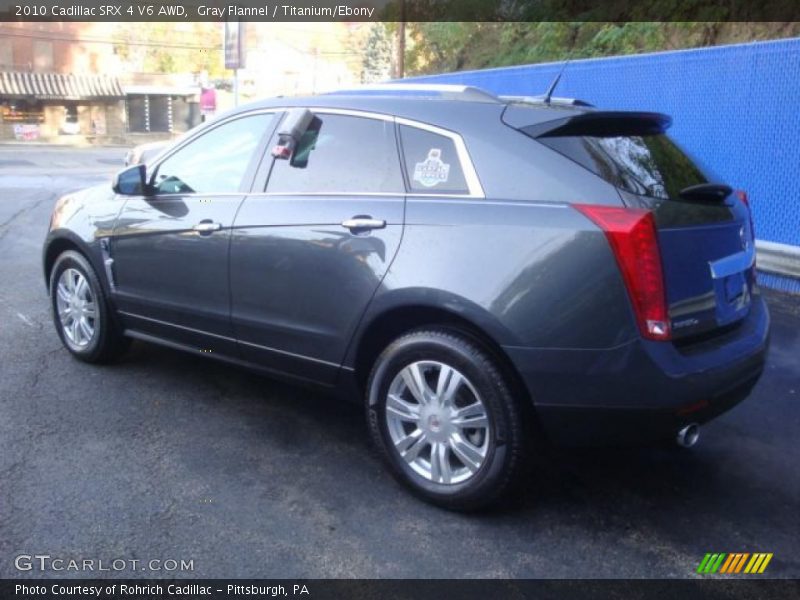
left=678, top=183, right=732, bottom=202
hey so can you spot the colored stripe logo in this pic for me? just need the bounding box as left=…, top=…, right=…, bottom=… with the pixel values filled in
left=697, top=553, right=773, bottom=574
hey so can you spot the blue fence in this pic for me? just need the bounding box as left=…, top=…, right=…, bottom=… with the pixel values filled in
left=404, top=38, right=800, bottom=293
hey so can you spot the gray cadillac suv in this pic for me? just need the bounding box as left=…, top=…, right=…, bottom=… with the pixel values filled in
left=43, top=84, right=769, bottom=509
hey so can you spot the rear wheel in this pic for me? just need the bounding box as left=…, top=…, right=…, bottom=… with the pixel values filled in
left=367, top=329, right=526, bottom=510
left=50, top=250, right=129, bottom=363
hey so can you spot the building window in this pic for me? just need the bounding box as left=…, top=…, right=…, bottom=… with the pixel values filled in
left=126, top=95, right=148, bottom=133
left=149, top=96, right=171, bottom=132
left=1, top=100, right=44, bottom=124
left=126, top=95, right=176, bottom=133
left=0, top=39, right=12, bottom=69
left=33, top=41, right=53, bottom=71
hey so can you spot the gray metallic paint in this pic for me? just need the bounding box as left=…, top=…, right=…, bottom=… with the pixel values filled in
left=110, top=194, right=244, bottom=356
left=230, top=193, right=404, bottom=383
left=43, top=93, right=770, bottom=445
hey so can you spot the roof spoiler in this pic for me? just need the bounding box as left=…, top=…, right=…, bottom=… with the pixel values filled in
left=520, top=111, right=672, bottom=138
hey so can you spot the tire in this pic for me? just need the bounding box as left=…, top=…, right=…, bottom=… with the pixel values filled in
left=366, top=329, right=526, bottom=510
left=49, top=250, right=130, bottom=363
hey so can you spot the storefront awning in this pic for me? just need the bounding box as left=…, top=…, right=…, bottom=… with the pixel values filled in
left=0, top=71, right=124, bottom=101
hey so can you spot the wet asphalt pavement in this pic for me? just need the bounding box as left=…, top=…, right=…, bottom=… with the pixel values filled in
left=0, top=146, right=798, bottom=579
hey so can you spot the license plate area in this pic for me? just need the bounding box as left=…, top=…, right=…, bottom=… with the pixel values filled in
left=710, top=248, right=755, bottom=326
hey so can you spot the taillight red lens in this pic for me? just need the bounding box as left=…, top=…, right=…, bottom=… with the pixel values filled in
left=735, top=189, right=755, bottom=238
left=735, top=189, right=757, bottom=284
left=574, top=204, right=671, bottom=341
left=735, top=189, right=749, bottom=207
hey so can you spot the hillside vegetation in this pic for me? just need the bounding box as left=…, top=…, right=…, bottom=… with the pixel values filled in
left=404, top=22, right=800, bottom=75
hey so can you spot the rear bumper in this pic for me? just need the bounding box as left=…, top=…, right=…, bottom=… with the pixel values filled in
left=503, top=295, right=770, bottom=446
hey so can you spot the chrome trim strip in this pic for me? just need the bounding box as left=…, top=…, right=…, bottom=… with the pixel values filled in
left=117, top=310, right=340, bottom=368
left=126, top=191, right=482, bottom=200
left=669, top=291, right=717, bottom=317
left=118, top=310, right=235, bottom=341
left=709, top=248, right=756, bottom=279
left=251, top=191, right=477, bottom=199
left=237, top=338, right=340, bottom=367
left=311, top=107, right=394, bottom=121
left=147, top=109, right=279, bottom=173
left=146, top=106, right=485, bottom=199
left=118, top=191, right=564, bottom=203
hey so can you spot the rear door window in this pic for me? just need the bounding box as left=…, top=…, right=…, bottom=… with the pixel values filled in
left=539, top=134, right=709, bottom=200
left=266, top=114, right=404, bottom=194
left=399, top=125, right=469, bottom=195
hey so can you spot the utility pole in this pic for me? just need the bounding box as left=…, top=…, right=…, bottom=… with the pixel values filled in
left=396, top=21, right=405, bottom=79
left=396, top=1, right=405, bottom=79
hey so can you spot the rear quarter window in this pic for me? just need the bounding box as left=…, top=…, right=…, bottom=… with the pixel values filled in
left=399, top=125, right=469, bottom=195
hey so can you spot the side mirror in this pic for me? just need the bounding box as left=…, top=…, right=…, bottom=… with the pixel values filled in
left=271, top=107, right=314, bottom=159
left=112, top=164, right=148, bottom=196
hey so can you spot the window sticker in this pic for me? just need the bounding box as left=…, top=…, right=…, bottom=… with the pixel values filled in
left=413, top=148, right=450, bottom=187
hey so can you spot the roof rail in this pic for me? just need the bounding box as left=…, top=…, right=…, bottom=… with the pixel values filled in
left=500, top=95, right=595, bottom=108
left=324, top=83, right=501, bottom=103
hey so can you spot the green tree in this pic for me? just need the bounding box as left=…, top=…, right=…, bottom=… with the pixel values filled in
left=404, top=22, right=800, bottom=76
left=112, top=23, right=226, bottom=78
left=361, top=23, right=393, bottom=83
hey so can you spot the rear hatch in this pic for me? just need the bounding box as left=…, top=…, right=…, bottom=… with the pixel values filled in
left=509, top=107, right=756, bottom=340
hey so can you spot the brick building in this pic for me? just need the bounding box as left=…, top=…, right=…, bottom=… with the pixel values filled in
left=0, top=23, right=128, bottom=141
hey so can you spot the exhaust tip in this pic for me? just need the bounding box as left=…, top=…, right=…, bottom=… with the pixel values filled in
left=676, top=423, right=700, bottom=448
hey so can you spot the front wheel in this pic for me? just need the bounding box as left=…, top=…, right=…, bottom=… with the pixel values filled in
left=366, top=329, right=526, bottom=510
left=50, top=250, right=129, bottom=363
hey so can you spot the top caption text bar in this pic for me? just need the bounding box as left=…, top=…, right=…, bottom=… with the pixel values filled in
left=1, top=0, right=800, bottom=22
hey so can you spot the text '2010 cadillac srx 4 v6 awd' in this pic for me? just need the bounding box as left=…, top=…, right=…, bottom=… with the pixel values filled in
left=44, top=84, right=769, bottom=509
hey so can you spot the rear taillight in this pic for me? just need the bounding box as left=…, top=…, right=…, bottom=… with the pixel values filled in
left=735, top=189, right=757, bottom=285
left=574, top=204, right=671, bottom=341
left=735, top=189, right=749, bottom=206
left=735, top=189, right=755, bottom=239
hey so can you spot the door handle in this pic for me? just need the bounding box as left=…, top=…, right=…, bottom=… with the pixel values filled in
left=340, top=217, right=386, bottom=232
left=193, top=220, right=222, bottom=234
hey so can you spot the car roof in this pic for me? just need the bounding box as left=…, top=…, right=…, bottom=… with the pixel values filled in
left=219, top=90, right=593, bottom=134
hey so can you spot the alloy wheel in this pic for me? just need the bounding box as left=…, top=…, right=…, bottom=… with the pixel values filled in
left=385, top=360, right=491, bottom=485
left=55, top=268, right=97, bottom=349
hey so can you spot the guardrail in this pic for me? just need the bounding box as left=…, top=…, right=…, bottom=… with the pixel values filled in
left=756, top=241, right=800, bottom=279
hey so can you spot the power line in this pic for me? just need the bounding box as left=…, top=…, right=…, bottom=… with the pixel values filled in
left=0, top=29, right=223, bottom=51
left=0, top=29, right=366, bottom=57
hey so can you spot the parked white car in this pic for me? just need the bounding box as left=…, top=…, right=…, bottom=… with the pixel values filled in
left=123, top=140, right=169, bottom=166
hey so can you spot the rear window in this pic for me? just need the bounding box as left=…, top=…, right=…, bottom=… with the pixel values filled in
left=539, top=134, right=709, bottom=200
